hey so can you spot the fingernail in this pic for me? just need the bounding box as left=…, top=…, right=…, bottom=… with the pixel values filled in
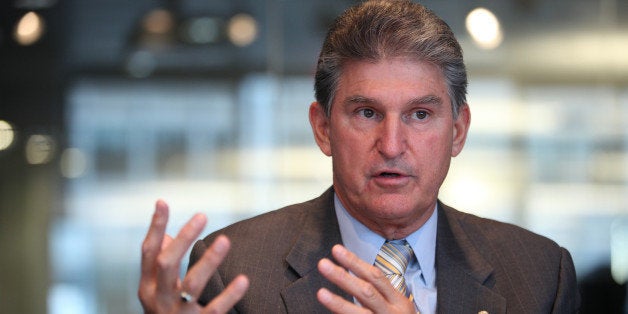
left=332, top=244, right=347, bottom=258
left=152, top=201, right=168, bottom=224
left=318, top=258, right=332, bottom=273
left=235, top=275, right=250, bottom=290
left=155, top=199, right=168, bottom=211
left=190, top=214, right=207, bottom=228
left=318, top=288, right=331, bottom=302
left=212, top=235, right=229, bottom=254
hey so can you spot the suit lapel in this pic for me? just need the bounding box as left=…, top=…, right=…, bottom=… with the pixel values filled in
left=277, top=193, right=508, bottom=312
left=436, top=202, right=507, bottom=313
left=281, top=188, right=351, bottom=313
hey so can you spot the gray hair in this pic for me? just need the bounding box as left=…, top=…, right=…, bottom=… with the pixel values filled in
left=314, top=0, right=467, bottom=118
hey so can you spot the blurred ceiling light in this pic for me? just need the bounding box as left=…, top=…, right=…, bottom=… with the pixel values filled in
left=60, top=148, right=88, bottom=178
left=14, top=11, right=45, bottom=46
left=0, top=120, right=15, bottom=151
left=126, top=50, right=156, bottom=78
left=142, top=9, right=175, bottom=35
left=180, top=17, right=221, bottom=44
left=25, top=134, right=55, bottom=165
left=227, top=13, right=257, bottom=47
left=466, top=7, right=503, bottom=50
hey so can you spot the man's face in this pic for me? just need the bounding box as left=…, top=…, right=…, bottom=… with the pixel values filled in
left=309, top=58, right=470, bottom=239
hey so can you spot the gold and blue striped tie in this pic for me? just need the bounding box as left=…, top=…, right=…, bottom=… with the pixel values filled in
left=374, top=240, right=416, bottom=306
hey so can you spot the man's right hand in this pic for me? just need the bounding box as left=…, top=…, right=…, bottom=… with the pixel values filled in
left=138, top=200, right=249, bottom=314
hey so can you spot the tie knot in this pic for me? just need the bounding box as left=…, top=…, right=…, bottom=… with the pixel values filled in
left=375, top=239, right=414, bottom=275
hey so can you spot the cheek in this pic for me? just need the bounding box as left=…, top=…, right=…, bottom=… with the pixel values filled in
left=330, top=123, right=369, bottom=157
left=418, top=131, right=448, bottom=152
left=413, top=133, right=453, bottom=169
left=330, top=133, right=372, bottom=180
left=332, top=138, right=363, bottom=169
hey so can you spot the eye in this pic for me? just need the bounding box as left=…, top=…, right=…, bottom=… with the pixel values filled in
left=413, top=110, right=429, bottom=120
left=359, top=108, right=376, bottom=118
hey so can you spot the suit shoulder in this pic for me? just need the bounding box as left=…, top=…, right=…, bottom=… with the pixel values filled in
left=442, top=205, right=562, bottom=256
left=199, top=190, right=332, bottom=247
left=201, top=199, right=309, bottom=244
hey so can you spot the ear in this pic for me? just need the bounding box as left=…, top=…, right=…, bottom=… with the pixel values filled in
left=309, top=101, right=332, bottom=156
left=451, top=103, right=471, bottom=157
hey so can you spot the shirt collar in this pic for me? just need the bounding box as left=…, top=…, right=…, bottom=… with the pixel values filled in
left=334, top=193, right=437, bottom=287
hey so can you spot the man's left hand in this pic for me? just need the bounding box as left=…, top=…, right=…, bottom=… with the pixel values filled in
left=317, top=244, right=416, bottom=314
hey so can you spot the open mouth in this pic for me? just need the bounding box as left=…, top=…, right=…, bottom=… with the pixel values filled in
left=378, top=172, right=402, bottom=178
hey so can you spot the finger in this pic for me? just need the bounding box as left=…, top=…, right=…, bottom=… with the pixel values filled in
left=183, top=235, right=231, bottom=298
left=318, top=257, right=387, bottom=311
left=330, top=245, right=401, bottom=303
left=317, top=288, right=370, bottom=314
left=155, top=213, right=208, bottom=297
left=140, top=200, right=169, bottom=284
left=204, top=274, right=249, bottom=314
left=331, top=245, right=415, bottom=312
left=161, top=234, right=173, bottom=251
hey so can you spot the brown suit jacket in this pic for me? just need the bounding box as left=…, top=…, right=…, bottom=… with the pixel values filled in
left=189, top=187, right=580, bottom=313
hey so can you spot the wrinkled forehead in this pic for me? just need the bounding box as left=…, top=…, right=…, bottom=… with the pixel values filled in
left=336, top=56, right=447, bottom=88
left=335, top=58, right=448, bottom=99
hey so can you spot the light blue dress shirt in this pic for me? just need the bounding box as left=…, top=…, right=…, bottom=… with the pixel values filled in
left=334, top=194, right=438, bottom=314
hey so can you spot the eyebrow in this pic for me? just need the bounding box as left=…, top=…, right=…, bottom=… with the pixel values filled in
left=344, top=94, right=443, bottom=106
left=345, top=96, right=376, bottom=105
left=410, top=95, right=443, bottom=106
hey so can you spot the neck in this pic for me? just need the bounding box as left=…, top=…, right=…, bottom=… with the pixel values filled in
left=362, top=207, right=435, bottom=240
left=340, top=200, right=436, bottom=240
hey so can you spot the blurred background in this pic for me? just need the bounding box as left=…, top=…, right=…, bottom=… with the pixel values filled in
left=1, top=0, right=627, bottom=313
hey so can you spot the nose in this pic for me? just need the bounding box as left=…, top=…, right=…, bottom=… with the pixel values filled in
left=376, top=116, right=407, bottom=159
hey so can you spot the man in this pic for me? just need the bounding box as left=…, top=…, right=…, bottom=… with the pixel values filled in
left=139, top=1, right=580, bottom=313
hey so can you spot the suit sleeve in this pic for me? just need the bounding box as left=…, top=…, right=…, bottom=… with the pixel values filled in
left=551, top=247, right=581, bottom=313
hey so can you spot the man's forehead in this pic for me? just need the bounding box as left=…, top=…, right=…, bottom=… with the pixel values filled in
left=338, top=57, right=445, bottom=83
left=335, top=59, right=447, bottom=95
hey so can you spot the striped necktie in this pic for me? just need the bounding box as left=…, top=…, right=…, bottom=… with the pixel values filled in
left=374, top=240, right=416, bottom=306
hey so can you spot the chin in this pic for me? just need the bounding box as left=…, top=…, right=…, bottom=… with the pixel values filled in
left=373, top=194, right=431, bottom=214
left=369, top=201, right=417, bottom=219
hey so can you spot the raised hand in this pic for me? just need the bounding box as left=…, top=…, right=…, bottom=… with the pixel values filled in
left=138, top=200, right=249, bottom=314
left=317, top=244, right=416, bottom=314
